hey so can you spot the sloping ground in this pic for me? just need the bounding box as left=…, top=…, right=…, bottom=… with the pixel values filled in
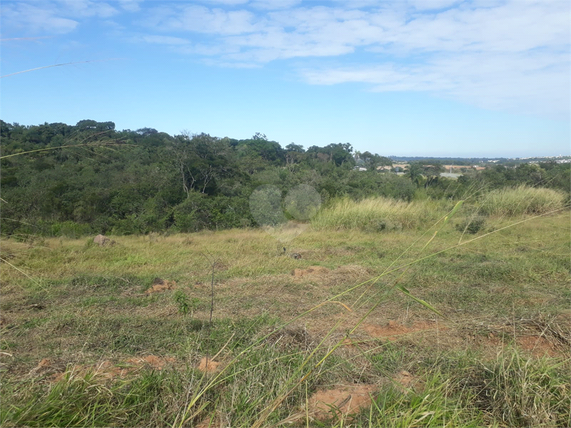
left=1, top=212, right=569, bottom=427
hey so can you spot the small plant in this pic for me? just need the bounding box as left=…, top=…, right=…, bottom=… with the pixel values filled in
left=456, top=216, right=486, bottom=234
left=173, top=290, right=190, bottom=316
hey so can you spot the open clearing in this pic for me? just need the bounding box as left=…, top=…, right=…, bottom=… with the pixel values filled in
left=1, top=210, right=570, bottom=427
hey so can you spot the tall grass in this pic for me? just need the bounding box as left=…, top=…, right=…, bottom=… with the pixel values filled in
left=312, top=197, right=439, bottom=231
left=471, top=350, right=571, bottom=427
left=479, top=185, right=568, bottom=217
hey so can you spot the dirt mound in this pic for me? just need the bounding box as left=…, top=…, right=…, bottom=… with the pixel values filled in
left=292, top=266, right=330, bottom=277
left=363, top=320, right=444, bottom=340
left=518, top=335, right=559, bottom=357
left=306, top=384, right=377, bottom=422
left=197, top=357, right=221, bottom=372
left=145, top=278, right=176, bottom=294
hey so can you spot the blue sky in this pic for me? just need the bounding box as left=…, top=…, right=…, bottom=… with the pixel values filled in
left=1, top=0, right=569, bottom=157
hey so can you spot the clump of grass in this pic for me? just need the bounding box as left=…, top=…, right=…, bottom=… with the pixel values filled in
left=353, top=371, right=484, bottom=428
left=0, top=368, right=201, bottom=428
left=311, top=197, right=437, bottom=231
left=456, top=215, right=487, bottom=234
left=470, top=350, right=570, bottom=427
left=479, top=186, right=567, bottom=217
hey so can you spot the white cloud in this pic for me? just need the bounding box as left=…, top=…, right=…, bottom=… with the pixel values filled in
left=141, top=35, right=190, bottom=45
left=118, top=0, right=143, bottom=13
left=406, top=0, right=460, bottom=10
left=0, top=0, right=119, bottom=34
left=137, top=0, right=570, bottom=118
left=199, top=0, right=249, bottom=5
left=145, top=4, right=258, bottom=35
left=250, top=0, right=301, bottom=10
left=303, top=49, right=570, bottom=118
left=56, top=0, right=118, bottom=18
left=1, top=3, right=79, bottom=34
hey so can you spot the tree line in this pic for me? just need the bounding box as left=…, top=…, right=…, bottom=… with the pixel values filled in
left=1, top=120, right=568, bottom=237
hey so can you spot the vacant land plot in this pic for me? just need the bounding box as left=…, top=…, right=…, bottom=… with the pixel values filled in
left=1, top=208, right=570, bottom=427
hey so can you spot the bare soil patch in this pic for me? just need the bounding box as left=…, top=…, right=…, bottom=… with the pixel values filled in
left=306, top=384, right=377, bottom=422
left=517, top=335, right=559, bottom=357
left=291, top=266, right=330, bottom=277
left=197, top=357, right=221, bottom=372
left=145, top=278, right=176, bottom=294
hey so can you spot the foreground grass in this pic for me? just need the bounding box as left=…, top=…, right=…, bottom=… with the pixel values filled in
left=1, top=210, right=569, bottom=427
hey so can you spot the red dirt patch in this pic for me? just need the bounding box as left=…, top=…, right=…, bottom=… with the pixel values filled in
left=145, top=278, right=176, bottom=294
left=306, top=384, right=377, bottom=422
left=363, top=320, right=444, bottom=340
left=197, top=357, right=221, bottom=372
left=292, top=266, right=330, bottom=277
left=518, top=335, right=559, bottom=357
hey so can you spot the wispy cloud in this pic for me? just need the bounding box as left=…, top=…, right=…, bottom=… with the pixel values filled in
left=1, top=0, right=119, bottom=34
left=135, top=0, right=569, bottom=118
left=1, top=3, right=79, bottom=34
left=3, top=0, right=568, bottom=119
left=140, top=35, right=191, bottom=45
left=143, top=4, right=259, bottom=35
left=118, top=0, right=144, bottom=13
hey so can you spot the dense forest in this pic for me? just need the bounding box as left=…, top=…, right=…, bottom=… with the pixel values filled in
left=1, top=120, right=569, bottom=237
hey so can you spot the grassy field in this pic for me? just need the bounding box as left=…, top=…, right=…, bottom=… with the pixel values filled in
left=1, top=195, right=570, bottom=427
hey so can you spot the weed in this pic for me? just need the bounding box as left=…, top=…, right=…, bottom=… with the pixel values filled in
left=173, top=290, right=191, bottom=316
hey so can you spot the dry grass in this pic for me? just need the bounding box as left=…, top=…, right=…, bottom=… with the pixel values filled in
left=1, top=210, right=570, bottom=427
left=311, top=197, right=440, bottom=231
left=479, top=185, right=568, bottom=217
